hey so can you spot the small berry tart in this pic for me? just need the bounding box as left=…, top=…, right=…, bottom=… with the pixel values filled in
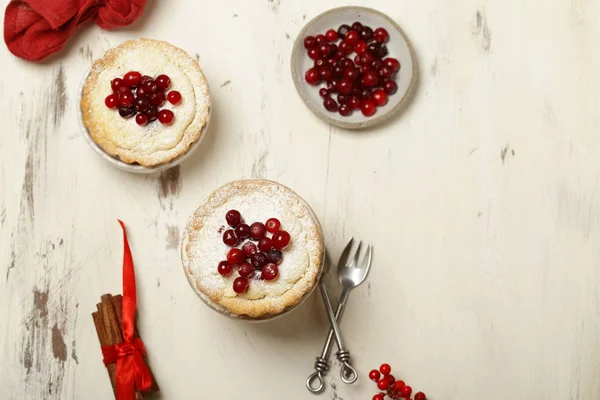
left=81, top=38, right=211, bottom=167
left=181, top=180, right=324, bottom=320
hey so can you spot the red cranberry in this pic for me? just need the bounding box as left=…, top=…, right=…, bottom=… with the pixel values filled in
left=305, top=67, right=320, bottom=84
left=333, top=65, right=344, bottom=78
left=225, top=210, right=242, bottom=227
left=327, top=79, right=339, bottom=93
left=377, top=65, right=394, bottom=79
left=236, top=223, right=250, bottom=239
left=118, top=91, right=134, bottom=107
left=265, top=218, right=281, bottom=233
left=360, top=89, right=373, bottom=100
left=384, top=57, right=401, bottom=73
left=360, top=26, right=374, bottom=41
left=117, top=85, right=131, bottom=94
left=218, top=261, right=233, bottom=276
left=338, top=40, right=353, bottom=55
left=369, top=369, right=381, bottom=382
left=338, top=104, right=352, bottom=116
left=136, top=86, right=148, bottom=98
left=361, top=100, right=376, bottom=117
left=266, top=249, right=283, bottom=264
left=315, top=34, right=326, bottom=44
left=135, top=113, right=148, bottom=126
left=401, top=386, right=412, bottom=398
left=325, top=29, right=338, bottom=42
left=233, top=277, right=249, bottom=293
left=337, top=24, right=351, bottom=39
left=344, top=30, right=359, bottom=44
left=373, top=395, right=384, bottom=400
left=111, top=78, right=125, bottom=92
left=118, top=107, right=135, bottom=118
left=367, top=41, right=381, bottom=56
left=319, top=67, right=333, bottom=81
left=250, top=222, right=266, bottom=239
left=344, top=67, right=359, bottom=82
left=124, top=71, right=142, bottom=87
left=105, top=94, right=118, bottom=109
left=337, top=93, right=349, bottom=105
left=227, top=248, right=245, bottom=264
left=349, top=95, right=362, bottom=110
left=372, top=89, right=388, bottom=106
left=149, top=92, right=166, bottom=107
left=143, top=80, right=158, bottom=93
left=372, top=59, right=384, bottom=70
left=319, top=88, right=329, bottom=98
left=340, top=58, right=353, bottom=68
left=377, top=378, right=389, bottom=390
left=261, top=263, right=279, bottom=280
left=223, top=229, right=238, bottom=246
left=167, top=91, right=182, bottom=105
left=146, top=107, right=158, bottom=122
left=332, top=50, right=344, bottom=61
left=318, top=43, right=332, bottom=57
left=359, top=64, right=372, bottom=75
left=377, top=45, right=389, bottom=58
left=414, top=392, right=427, bottom=400
left=373, top=27, right=389, bottom=43
left=383, top=79, right=398, bottom=94
left=242, top=241, right=257, bottom=257
left=351, top=21, right=363, bottom=31
left=250, top=252, right=268, bottom=268
left=304, top=36, right=317, bottom=49
left=386, top=374, right=395, bottom=385
left=360, top=51, right=374, bottom=65
left=337, top=79, right=353, bottom=94
left=354, top=54, right=362, bottom=65
left=156, top=74, right=171, bottom=90
left=315, top=59, right=327, bottom=69
left=323, top=97, right=338, bottom=112
left=354, top=40, right=367, bottom=54
left=238, top=262, right=254, bottom=278
left=158, top=109, right=174, bottom=125
left=141, top=75, right=153, bottom=84
left=326, top=58, right=336, bottom=67
left=361, top=71, right=379, bottom=87
left=134, top=97, right=151, bottom=113
left=258, top=237, right=273, bottom=252
left=272, top=230, right=291, bottom=249
left=379, top=363, right=391, bottom=375
left=393, top=380, right=405, bottom=392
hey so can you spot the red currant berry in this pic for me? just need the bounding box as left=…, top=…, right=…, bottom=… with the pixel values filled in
left=305, top=67, right=320, bottom=84
left=258, top=237, right=273, bottom=252
left=135, top=113, right=148, bottom=126
left=377, top=378, right=390, bottom=391
left=373, top=394, right=385, bottom=400
left=227, top=248, right=245, bottom=264
left=386, top=374, right=395, bottom=385
left=167, top=91, right=182, bottom=105
left=393, top=380, right=406, bottom=392
left=261, top=263, right=279, bottom=280
left=369, top=369, right=381, bottom=381
left=222, top=229, right=238, bottom=247
left=105, top=94, right=118, bottom=109
left=156, top=74, right=171, bottom=90
left=272, top=230, right=291, bottom=249
left=233, top=277, right=249, bottom=293
left=111, top=78, right=125, bottom=92
left=338, top=104, right=352, bottom=116
left=218, top=261, right=233, bottom=276
left=242, top=241, right=258, bottom=257
left=383, top=79, right=398, bottom=94
left=323, top=97, right=338, bottom=112
left=379, top=363, right=391, bottom=375
left=266, top=249, right=283, bottom=264
left=265, top=218, right=281, bottom=233
left=315, top=34, right=326, bottom=44
left=235, top=223, right=250, bottom=239
left=372, top=89, right=388, bottom=106
left=307, top=48, right=320, bottom=60
left=384, top=57, right=401, bottom=73
left=158, top=109, right=174, bottom=125
left=238, top=262, right=254, bottom=278
left=225, top=210, right=242, bottom=227
left=124, top=71, right=142, bottom=87
left=250, top=222, right=267, bottom=240
left=118, top=92, right=134, bottom=107
left=414, top=392, right=426, bottom=400
left=361, top=100, right=376, bottom=117
left=354, top=40, right=367, bottom=54
left=325, top=29, right=339, bottom=42
left=345, top=30, right=359, bottom=44
left=401, top=386, right=412, bottom=398
left=373, top=27, right=390, bottom=43
left=304, top=36, right=317, bottom=49
left=250, top=252, right=268, bottom=269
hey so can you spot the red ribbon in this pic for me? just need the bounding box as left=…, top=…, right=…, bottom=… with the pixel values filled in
left=101, top=220, right=152, bottom=400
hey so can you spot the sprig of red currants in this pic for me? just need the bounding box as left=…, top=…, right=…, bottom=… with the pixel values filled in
left=369, top=363, right=426, bottom=400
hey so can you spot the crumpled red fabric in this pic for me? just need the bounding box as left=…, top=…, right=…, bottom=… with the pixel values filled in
left=4, top=0, right=146, bottom=61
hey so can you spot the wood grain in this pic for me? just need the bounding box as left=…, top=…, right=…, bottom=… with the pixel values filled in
left=1, top=0, right=600, bottom=399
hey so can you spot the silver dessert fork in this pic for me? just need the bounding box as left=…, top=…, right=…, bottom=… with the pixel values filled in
left=306, top=238, right=373, bottom=393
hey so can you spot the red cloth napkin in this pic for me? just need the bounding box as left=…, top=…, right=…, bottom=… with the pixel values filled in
left=4, top=0, right=146, bottom=61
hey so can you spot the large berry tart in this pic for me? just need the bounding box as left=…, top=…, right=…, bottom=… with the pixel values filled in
left=181, top=180, right=324, bottom=320
left=81, top=38, right=210, bottom=166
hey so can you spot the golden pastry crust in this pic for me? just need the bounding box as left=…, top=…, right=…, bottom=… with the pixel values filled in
left=181, top=180, right=325, bottom=319
left=81, top=38, right=210, bottom=167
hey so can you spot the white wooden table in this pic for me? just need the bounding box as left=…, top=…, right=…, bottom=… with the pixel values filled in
left=2, top=0, right=600, bottom=399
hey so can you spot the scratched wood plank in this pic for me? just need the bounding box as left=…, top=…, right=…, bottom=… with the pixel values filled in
left=1, top=0, right=600, bottom=399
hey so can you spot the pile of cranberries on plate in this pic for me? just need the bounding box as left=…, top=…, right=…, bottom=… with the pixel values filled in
left=217, top=210, right=291, bottom=294
left=303, top=22, right=400, bottom=117
left=369, top=363, right=427, bottom=400
left=104, top=71, right=183, bottom=126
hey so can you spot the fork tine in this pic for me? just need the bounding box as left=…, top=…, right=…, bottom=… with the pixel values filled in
left=348, top=241, right=362, bottom=268
left=337, top=238, right=354, bottom=270
left=359, top=244, right=372, bottom=276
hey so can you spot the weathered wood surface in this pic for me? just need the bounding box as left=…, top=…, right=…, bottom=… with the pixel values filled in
left=1, top=0, right=600, bottom=399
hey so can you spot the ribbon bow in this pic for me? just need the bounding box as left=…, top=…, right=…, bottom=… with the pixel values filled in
left=100, top=220, right=152, bottom=400
left=4, top=0, right=147, bottom=61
